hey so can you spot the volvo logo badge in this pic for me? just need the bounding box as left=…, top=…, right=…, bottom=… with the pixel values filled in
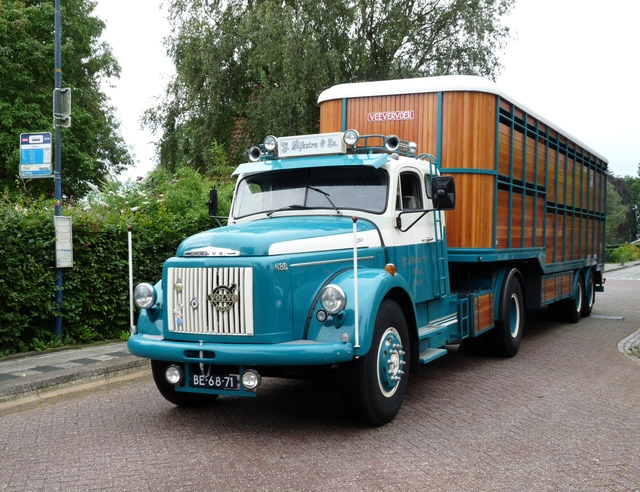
left=208, top=284, right=239, bottom=312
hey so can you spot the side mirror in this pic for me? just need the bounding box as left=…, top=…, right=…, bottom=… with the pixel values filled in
left=431, top=176, right=455, bottom=210
left=207, top=189, right=219, bottom=217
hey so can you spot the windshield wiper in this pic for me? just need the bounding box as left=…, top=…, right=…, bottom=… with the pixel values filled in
left=308, top=186, right=342, bottom=215
left=266, top=204, right=308, bottom=217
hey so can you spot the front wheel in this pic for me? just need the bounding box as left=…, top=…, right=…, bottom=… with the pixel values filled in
left=151, top=360, right=218, bottom=407
left=340, top=300, right=410, bottom=426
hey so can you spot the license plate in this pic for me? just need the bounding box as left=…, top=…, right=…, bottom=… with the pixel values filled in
left=190, top=374, right=239, bottom=390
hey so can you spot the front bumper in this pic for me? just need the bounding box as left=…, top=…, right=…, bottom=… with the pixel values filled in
left=128, top=334, right=354, bottom=366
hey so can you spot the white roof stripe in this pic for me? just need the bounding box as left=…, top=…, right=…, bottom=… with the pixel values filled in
left=318, top=75, right=608, bottom=163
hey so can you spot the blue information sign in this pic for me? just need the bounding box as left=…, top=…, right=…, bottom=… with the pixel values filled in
left=20, top=132, right=53, bottom=178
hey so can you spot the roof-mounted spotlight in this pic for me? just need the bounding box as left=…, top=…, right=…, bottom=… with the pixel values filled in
left=264, top=135, right=278, bottom=152
left=343, top=129, right=360, bottom=146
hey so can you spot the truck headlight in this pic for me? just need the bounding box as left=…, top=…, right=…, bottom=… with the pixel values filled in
left=133, top=283, right=156, bottom=309
left=320, top=284, right=346, bottom=314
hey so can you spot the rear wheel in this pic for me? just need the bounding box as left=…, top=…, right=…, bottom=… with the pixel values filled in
left=340, top=300, right=410, bottom=426
left=151, top=360, right=218, bottom=407
left=581, top=272, right=595, bottom=318
left=547, top=274, right=584, bottom=324
left=490, top=270, right=524, bottom=357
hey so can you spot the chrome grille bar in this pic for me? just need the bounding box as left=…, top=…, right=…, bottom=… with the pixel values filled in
left=167, top=267, right=254, bottom=335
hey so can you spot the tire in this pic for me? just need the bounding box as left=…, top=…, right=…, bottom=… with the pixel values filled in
left=339, top=300, right=410, bottom=426
left=490, top=270, right=524, bottom=357
left=581, top=272, right=595, bottom=318
left=547, top=274, right=584, bottom=324
left=564, top=275, right=584, bottom=324
left=151, top=360, right=218, bottom=407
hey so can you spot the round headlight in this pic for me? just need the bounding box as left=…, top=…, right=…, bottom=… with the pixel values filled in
left=343, top=129, right=360, bottom=146
left=133, top=283, right=156, bottom=309
left=264, top=135, right=278, bottom=152
left=321, top=284, right=346, bottom=314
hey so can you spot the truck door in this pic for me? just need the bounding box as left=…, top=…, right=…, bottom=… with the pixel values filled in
left=392, top=170, right=442, bottom=302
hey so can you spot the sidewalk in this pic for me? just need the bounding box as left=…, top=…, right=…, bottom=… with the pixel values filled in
left=604, top=259, right=640, bottom=272
left=0, top=341, right=149, bottom=407
left=1, top=262, right=638, bottom=408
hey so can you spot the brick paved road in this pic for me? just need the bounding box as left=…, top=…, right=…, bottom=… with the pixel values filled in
left=1, top=278, right=639, bottom=491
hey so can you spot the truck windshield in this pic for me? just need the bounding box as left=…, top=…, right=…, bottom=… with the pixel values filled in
left=232, top=166, right=389, bottom=219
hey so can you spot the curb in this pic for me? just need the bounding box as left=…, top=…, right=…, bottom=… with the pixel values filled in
left=618, top=328, right=640, bottom=366
left=0, top=356, right=150, bottom=406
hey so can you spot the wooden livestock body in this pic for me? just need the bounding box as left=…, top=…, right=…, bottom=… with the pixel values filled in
left=318, top=76, right=608, bottom=282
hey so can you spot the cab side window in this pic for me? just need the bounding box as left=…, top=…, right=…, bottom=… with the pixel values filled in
left=396, top=172, right=423, bottom=210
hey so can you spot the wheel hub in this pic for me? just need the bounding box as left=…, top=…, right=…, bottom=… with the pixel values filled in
left=377, top=327, right=406, bottom=397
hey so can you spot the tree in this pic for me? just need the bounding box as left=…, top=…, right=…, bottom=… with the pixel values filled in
left=608, top=173, right=640, bottom=244
left=145, top=0, right=515, bottom=172
left=606, top=181, right=628, bottom=245
left=0, top=0, right=133, bottom=199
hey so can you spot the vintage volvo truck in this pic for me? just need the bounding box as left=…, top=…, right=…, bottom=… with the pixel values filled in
left=128, top=76, right=608, bottom=426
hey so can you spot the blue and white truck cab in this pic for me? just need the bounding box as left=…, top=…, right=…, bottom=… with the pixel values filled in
left=128, top=130, right=459, bottom=425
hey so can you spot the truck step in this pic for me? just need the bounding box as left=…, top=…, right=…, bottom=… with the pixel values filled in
left=418, top=348, right=448, bottom=364
left=418, top=324, right=443, bottom=340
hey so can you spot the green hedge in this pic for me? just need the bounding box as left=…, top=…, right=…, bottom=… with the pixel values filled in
left=607, top=244, right=640, bottom=263
left=0, top=168, right=234, bottom=355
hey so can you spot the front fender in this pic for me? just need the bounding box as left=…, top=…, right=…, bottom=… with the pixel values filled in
left=135, top=280, right=164, bottom=336
left=307, top=268, right=414, bottom=357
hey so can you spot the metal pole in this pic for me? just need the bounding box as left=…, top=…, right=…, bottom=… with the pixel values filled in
left=53, top=0, right=63, bottom=339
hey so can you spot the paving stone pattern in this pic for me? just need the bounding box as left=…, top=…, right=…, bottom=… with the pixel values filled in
left=0, top=279, right=639, bottom=491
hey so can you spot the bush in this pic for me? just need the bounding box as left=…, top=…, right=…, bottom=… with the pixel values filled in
left=0, top=168, right=235, bottom=356
left=608, top=244, right=640, bottom=263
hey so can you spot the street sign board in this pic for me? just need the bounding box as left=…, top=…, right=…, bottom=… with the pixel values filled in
left=54, top=216, right=74, bottom=268
left=20, top=132, right=53, bottom=178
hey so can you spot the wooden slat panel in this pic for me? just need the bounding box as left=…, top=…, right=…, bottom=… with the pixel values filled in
left=557, top=152, right=566, bottom=205
left=319, top=100, right=343, bottom=133
left=497, top=189, right=509, bottom=249
left=548, top=147, right=557, bottom=203
left=474, top=293, right=494, bottom=333
left=341, top=94, right=439, bottom=156
left=512, top=130, right=524, bottom=181
left=536, top=194, right=545, bottom=249
left=444, top=173, right=494, bottom=249
left=511, top=192, right=523, bottom=248
left=542, top=273, right=574, bottom=303
left=441, top=92, right=496, bottom=170
left=498, top=123, right=511, bottom=176
left=525, top=135, right=536, bottom=185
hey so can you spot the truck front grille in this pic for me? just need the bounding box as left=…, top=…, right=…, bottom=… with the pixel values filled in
left=166, top=267, right=254, bottom=335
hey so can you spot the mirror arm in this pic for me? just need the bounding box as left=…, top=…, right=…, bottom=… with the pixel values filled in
left=396, top=210, right=430, bottom=233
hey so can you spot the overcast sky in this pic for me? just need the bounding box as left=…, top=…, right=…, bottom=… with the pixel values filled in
left=95, top=0, right=640, bottom=181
